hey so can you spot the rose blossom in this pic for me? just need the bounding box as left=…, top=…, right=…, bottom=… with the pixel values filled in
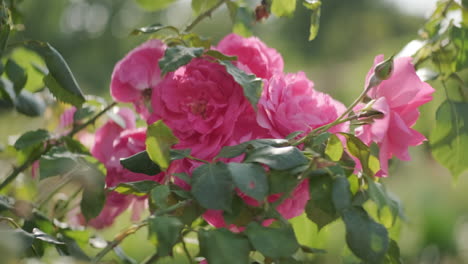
left=354, top=55, right=434, bottom=176
left=216, top=33, right=283, bottom=79
left=110, top=39, right=166, bottom=119
left=257, top=71, right=347, bottom=138
left=149, top=58, right=268, bottom=160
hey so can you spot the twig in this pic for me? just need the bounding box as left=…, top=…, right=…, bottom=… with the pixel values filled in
left=184, top=0, right=227, bottom=32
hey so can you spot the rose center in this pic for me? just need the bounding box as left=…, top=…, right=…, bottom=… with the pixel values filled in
left=188, top=99, right=207, bottom=118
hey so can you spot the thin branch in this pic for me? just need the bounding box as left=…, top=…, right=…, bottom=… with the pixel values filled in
left=184, top=0, right=227, bottom=32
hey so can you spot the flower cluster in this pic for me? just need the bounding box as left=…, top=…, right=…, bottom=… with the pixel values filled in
left=76, top=34, right=432, bottom=228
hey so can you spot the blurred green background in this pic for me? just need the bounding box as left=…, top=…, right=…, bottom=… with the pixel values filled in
left=2, top=0, right=468, bottom=263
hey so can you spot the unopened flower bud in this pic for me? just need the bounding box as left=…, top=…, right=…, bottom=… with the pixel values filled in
left=374, top=55, right=394, bottom=81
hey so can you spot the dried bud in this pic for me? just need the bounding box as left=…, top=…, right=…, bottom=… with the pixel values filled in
left=255, top=2, right=270, bottom=21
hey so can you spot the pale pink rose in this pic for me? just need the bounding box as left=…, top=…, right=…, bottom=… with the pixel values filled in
left=149, top=58, right=268, bottom=160
left=202, top=179, right=310, bottom=230
left=110, top=39, right=166, bottom=119
left=216, top=33, right=283, bottom=79
left=257, top=72, right=347, bottom=138
left=354, top=55, right=434, bottom=176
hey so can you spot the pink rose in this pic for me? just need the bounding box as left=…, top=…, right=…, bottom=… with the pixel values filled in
left=149, top=58, right=268, bottom=160
left=354, top=55, right=434, bottom=176
left=257, top=72, right=347, bottom=138
left=110, top=39, right=166, bottom=119
left=216, top=33, right=283, bottom=79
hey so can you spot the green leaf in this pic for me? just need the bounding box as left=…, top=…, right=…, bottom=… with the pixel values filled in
left=170, top=149, right=191, bottom=160
left=5, top=59, right=27, bottom=94
left=14, top=90, right=46, bottom=117
left=191, top=162, right=234, bottom=211
left=120, top=150, right=161, bottom=176
left=204, top=50, right=237, bottom=61
left=366, top=177, right=404, bottom=225
left=271, top=0, right=296, bottom=17
left=135, top=0, right=176, bottom=11
left=14, top=129, right=49, bottom=150
left=148, top=216, right=183, bottom=257
left=244, top=145, right=308, bottom=170
left=340, top=133, right=378, bottom=176
left=131, top=24, right=179, bottom=36
left=383, top=239, right=402, bottom=264
left=227, top=163, right=268, bottom=202
left=325, top=134, right=343, bottom=161
left=25, top=41, right=85, bottom=107
left=32, top=228, right=64, bottom=245
left=303, top=0, right=321, bottom=41
left=146, top=120, right=179, bottom=170
left=39, top=147, right=81, bottom=179
left=80, top=164, right=106, bottom=221
left=269, top=169, right=300, bottom=195
left=450, top=26, right=468, bottom=71
left=0, top=22, right=10, bottom=57
left=0, top=77, right=15, bottom=104
left=198, top=228, right=251, bottom=264
left=430, top=100, right=468, bottom=178
left=342, top=207, right=389, bottom=263
left=192, top=0, right=218, bottom=16
left=245, top=222, right=299, bottom=259
left=305, top=173, right=338, bottom=229
left=231, top=6, right=253, bottom=37
left=150, top=185, right=171, bottom=209
left=218, top=60, right=263, bottom=111
left=332, top=174, right=352, bottom=213
left=73, top=106, right=95, bottom=122
left=216, top=139, right=288, bottom=159
left=111, top=181, right=160, bottom=196
left=159, top=45, right=204, bottom=75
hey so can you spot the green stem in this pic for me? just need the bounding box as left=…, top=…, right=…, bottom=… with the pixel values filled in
left=92, top=200, right=192, bottom=263
left=69, top=101, right=117, bottom=137
left=182, top=238, right=195, bottom=264
left=184, top=0, right=227, bottom=32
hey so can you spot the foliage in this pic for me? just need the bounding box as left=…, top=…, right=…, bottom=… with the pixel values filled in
left=0, top=0, right=465, bottom=263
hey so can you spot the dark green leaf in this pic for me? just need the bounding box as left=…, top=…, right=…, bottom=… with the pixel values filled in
left=204, top=50, right=237, bottom=61
left=5, top=59, right=27, bottom=94
left=14, top=129, right=49, bottom=150
left=271, top=0, right=296, bottom=17
left=366, top=177, right=404, bottom=224
left=199, top=228, right=251, bottom=264
left=332, top=174, right=352, bottom=213
left=245, top=222, right=299, bottom=259
left=159, top=45, right=204, bottom=75
left=135, top=0, right=176, bottom=11
left=148, top=216, right=183, bottom=257
left=111, top=181, right=160, bottom=196
left=383, top=239, right=402, bottom=264
left=25, top=41, right=85, bottom=106
left=244, top=146, right=308, bottom=170
left=14, top=90, right=46, bottom=117
left=39, top=147, right=82, bottom=179
left=268, top=169, right=299, bottom=195
left=430, top=100, right=468, bottom=178
left=227, top=163, right=268, bottom=202
left=146, top=120, right=179, bottom=170
left=191, top=162, right=234, bottom=211
left=0, top=77, right=15, bottom=104
left=305, top=173, right=338, bottom=229
left=343, top=207, right=389, bottom=263
left=150, top=185, right=171, bottom=209
left=0, top=23, right=9, bottom=57
left=131, top=24, right=179, bottom=36
left=73, top=106, right=95, bottom=122
left=450, top=26, right=468, bottom=71
left=80, top=164, right=106, bottom=221
left=120, top=150, right=161, bottom=176
left=218, top=60, right=263, bottom=111
left=216, top=139, right=288, bottom=159
left=223, top=195, right=255, bottom=226
left=170, top=149, right=191, bottom=160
